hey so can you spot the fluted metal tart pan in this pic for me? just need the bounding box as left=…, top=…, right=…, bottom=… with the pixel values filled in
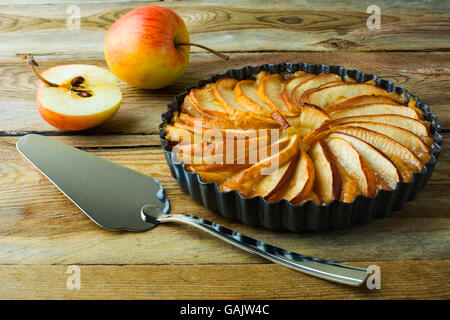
left=159, top=62, right=442, bottom=232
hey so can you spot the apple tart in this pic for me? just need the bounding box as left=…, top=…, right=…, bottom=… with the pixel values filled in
left=161, top=63, right=441, bottom=230
left=163, top=70, right=435, bottom=205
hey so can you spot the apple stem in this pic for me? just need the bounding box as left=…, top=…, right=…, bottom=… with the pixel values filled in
left=23, top=54, right=59, bottom=87
left=176, top=42, right=229, bottom=60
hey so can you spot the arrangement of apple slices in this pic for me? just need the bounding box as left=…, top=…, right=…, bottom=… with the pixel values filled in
left=164, top=70, right=433, bottom=206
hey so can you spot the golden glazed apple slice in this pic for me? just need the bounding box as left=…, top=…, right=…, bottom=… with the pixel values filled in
left=234, top=80, right=274, bottom=116
left=304, top=83, right=389, bottom=107
left=190, top=84, right=231, bottom=118
left=281, top=73, right=316, bottom=111
left=298, top=103, right=330, bottom=130
left=330, top=103, right=420, bottom=120
left=333, top=127, right=422, bottom=182
left=249, top=158, right=296, bottom=199
left=324, top=94, right=403, bottom=113
left=221, top=133, right=300, bottom=197
left=327, top=132, right=401, bottom=190
left=309, top=141, right=342, bottom=204
left=214, top=78, right=250, bottom=113
left=214, top=77, right=278, bottom=124
left=267, top=149, right=315, bottom=203
left=332, top=122, right=430, bottom=163
left=176, top=111, right=279, bottom=130
left=257, top=74, right=297, bottom=116
left=330, top=115, right=430, bottom=141
left=293, top=73, right=343, bottom=104
left=193, top=171, right=229, bottom=184
left=185, top=133, right=292, bottom=172
left=325, top=137, right=376, bottom=197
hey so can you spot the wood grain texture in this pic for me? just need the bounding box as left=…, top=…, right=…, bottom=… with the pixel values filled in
left=1, top=261, right=449, bottom=300
left=0, top=0, right=448, bottom=300
left=0, top=134, right=448, bottom=266
left=1, top=51, right=449, bottom=135
left=0, top=1, right=449, bottom=56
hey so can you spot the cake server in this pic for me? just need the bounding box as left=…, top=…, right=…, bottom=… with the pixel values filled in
left=17, top=134, right=369, bottom=286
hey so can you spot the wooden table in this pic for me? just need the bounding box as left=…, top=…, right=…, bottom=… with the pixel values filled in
left=0, top=0, right=448, bottom=300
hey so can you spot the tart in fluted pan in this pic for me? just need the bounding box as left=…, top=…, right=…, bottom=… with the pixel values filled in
left=163, top=70, right=433, bottom=206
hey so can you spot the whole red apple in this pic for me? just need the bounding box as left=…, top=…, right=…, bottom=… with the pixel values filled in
left=104, top=6, right=190, bottom=90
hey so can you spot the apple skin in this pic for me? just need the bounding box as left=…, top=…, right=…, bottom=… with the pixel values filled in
left=104, top=6, right=190, bottom=89
left=36, top=81, right=121, bottom=131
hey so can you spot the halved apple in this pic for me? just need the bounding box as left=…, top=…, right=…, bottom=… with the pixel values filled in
left=325, top=137, right=376, bottom=197
left=310, top=141, right=342, bottom=204
left=330, top=103, right=420, bottom=120
left=327, top=132, right=401, bottom=190
left=36, top=64, right=122, bottom=131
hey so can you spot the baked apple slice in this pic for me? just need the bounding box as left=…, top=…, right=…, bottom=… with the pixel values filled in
left=164, top=124, right=197, bottom=145
left=327, top=132, right=401, bottom=190
left=281, top=73, right=316, bottom=111
left=298, top=103, right=330, bottom=129
left=257, top=73, right=297, bottom=116
left=181, top=93, right=209, bottom=118
left=293, top=73, right=343, bottom=103
left=234, top=80, right=274, bottom=116
left=177, top=110, right=279, bottom=130
left=221, top=134, right=300, bottom=196
left=185, top=133, right=293, bottom=172
left=249, top=158, right=296, bottom=199
left=326, top=137, right=376, bottom=197
left=310, top=141, right=342, bottom=204
left=330, top=103, right=420, bottom=120
left=267, top=149, right=315, bottom=203
left=192, top=171, right=229, bottom=184
left=214, top=78, right=250, bottom=114
left=332, top=122, right=430, bottom=163
left=190, top=84, right=231, bottom=118
left=304, top=83, right=389, bottom=107
left=324, top=94, right=402, bottom=113
left=330, top=114, right=430, bottom=142
left=333, top=126, right=422, bottom=181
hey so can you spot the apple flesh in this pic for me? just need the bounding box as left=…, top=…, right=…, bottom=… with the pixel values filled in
left=104, top=6, right=190, bottom=90
left=37, top=64, right=122, bottom=131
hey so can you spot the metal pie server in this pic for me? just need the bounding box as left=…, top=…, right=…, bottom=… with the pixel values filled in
left=17, top=134, right=369, bottom=286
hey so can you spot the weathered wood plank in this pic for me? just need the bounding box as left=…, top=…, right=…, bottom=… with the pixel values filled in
left=0, top=260, right=449, bottom=299
left=0, top=134, right=448, bottom=265
left=1, top=51, right=449, bottom=135
left=0, top=1, right=449, bottom=56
